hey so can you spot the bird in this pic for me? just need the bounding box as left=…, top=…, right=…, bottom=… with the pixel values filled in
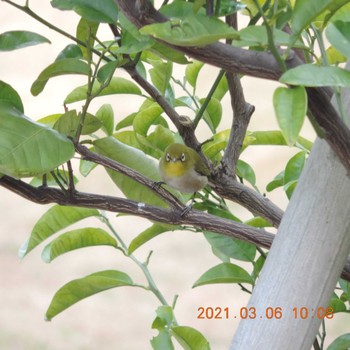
left=158, top=142, right=210, bottom=196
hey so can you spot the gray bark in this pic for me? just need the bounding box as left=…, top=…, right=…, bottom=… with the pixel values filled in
left=230, top=90, right=350, bottom=349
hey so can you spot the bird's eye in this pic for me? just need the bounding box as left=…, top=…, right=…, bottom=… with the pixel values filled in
left=181, top=153, right=186, bottom=162
left=166, top=153, right=171, bottom=162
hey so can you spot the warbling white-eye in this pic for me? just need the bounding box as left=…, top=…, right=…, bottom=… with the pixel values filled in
left=159, top=143, right=210, bottom=194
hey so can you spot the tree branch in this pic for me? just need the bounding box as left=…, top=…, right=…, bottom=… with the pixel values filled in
left=2, top=174, right=350, bottom=281
left=212, top=177, right=284, bottom=228
left=222, top=73, right=255, bottom=176
left=0, top=175, right=273, bottom=249
left=222, top=13, right=255, bottom=175
left=114, top=0, right=350, bottom=174
left=122, top=64, right=202, bottom=152
left=77, top=143, right=283, bottom=227
left=75, top=143, right=183, bottom=210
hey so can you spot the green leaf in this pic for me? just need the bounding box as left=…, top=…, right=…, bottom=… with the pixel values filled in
left=0, top=31, right=50, bottom=51
left=283, top=151, right=306, bottom=198
left=212, top=75, right=228, bottom=101
left=76, top=18, right=99, bottom=61
left=291, top=0, right=349, bottom=36
left=93, top=137, right=169, bottom=207
left=118, top=12, right=154, bottom=54
left=284, top=180, right=298, bottom=199
left=273, top=86, right=307, bottom=146
left=339, top=279, right=350, bottom=302
left=53, top=110, right=101, bottom=137
left=0, top=103, right=74, bottom=178
left=202, top=130, right=229, bottom=160
left=172, top=326, right=210, bottom=350
left=116, top=112, right=137, bottom=131
left=55, top=44, right=83, bottom=61
left=31, top=58, right=89, bottom=96
left=133, top=103, right=164, bottom=136
left=327, top=333, right=350, bottom=350
left=329, top=3, right=350, bottom=23
left=19, top=206, right=100, bottom=258
left=266, top=170, right=285, bottom=192
left=151, top=306, right=176, bottom=350
left=97, top=60, right=126, bottom=84
left=36, top=113, right=62, bottom=127
left=64, top=77, right=141, bottom=103
left=233, top=25, right=298, bottom=48
left=96, top=104, right=114, bottom=136
left=147, top=125, right=175, bottom=151
left=185, top=61, right=204, bottom=89
left=140, top=14, right=238, bottom=47
left=153, top=305, right=175, bottom=329
left=245, top=130, right=313, bottom=151
left=128, top=224, right=177, bottom=254
left=51, top=0, right=119, bottom=23
left=284, top=151, right=306, bottom=184
left=0, top=81, right=24, bottom=113
left=150, top=42, right=189, bottom=64
left=326, top=21, right=350, bottom=60
left=236, top=159, right=256, bottom=187
left=204, top=205, right=241, bottom=222
left=326, top=46, right=347, bottom=65
left=252, top=254, right=265, bottom=281
left=151, top=330, right=175, bottom=350
left=42, top=228, right=117, bottom=263
left=204, top=232, right=256, bottom=262
left=216, top=0, right=247, bottom=16
left=30, top=170, right=78, bottom=188
left=199, top=97, right=222, bottom=133
left=45, top=270, right=134, bottom=321
left=150, top=61, right=173, bottom=95
left=115, top=130, right=141, bottom=149
left=280, top=64, right=350, bottom=87
left=192, top=0, right=206, bottom=13
left=329, top=296, right=347, bottom=313
left=193, top=262, right=254, bottom=287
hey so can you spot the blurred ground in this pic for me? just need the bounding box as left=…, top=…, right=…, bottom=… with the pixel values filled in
left=0, top=2, right=348, bottom=350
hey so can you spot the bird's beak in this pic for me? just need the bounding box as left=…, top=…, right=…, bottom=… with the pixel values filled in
left=172, top=157, right=178, bottom=162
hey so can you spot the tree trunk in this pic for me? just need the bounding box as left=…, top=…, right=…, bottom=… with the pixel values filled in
left=230, top=91, right=350, bottom=348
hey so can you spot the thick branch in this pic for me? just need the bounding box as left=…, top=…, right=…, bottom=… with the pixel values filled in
left=222, top=73, right=255, bottom=176
left=114, top=0, right=350, bottom=174
left=212, top=177, right=284, bottom=228
left=0, top=175, right=273, bottom=249
left=2, top=174, right=350, bottom=281
left=77, top=144, right=282, bottom=227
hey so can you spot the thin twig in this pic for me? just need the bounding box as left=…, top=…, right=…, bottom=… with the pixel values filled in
left=193, top=69, right=225, bottom=128
left=75, top=143, right=184, bottom=210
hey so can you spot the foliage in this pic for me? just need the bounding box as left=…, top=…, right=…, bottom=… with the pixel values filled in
left=1, top=0, right=350, bottom=349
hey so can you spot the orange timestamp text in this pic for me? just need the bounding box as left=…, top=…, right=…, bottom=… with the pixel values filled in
left=197, top=306, right=334, bottom=320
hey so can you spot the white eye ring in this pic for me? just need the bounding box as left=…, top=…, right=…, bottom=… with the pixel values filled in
left=181, top=153, right=186, bottom=162
left=166, top=153, right=171, bottom=162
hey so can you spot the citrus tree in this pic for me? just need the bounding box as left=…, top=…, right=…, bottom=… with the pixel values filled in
left=1, top=0, right=350, bottom=349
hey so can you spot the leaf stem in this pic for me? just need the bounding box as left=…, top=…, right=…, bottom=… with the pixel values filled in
left=311, top=25, right=347, bottom=121
left=252, top=0, right=287, bottom=72
left=193, top=69, right=225, bottom=128
left=100, top=213, right=172, bottom=308
left=214, top=0, right=221, bottom=16
left=171, top=76, right=200, bottom=111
